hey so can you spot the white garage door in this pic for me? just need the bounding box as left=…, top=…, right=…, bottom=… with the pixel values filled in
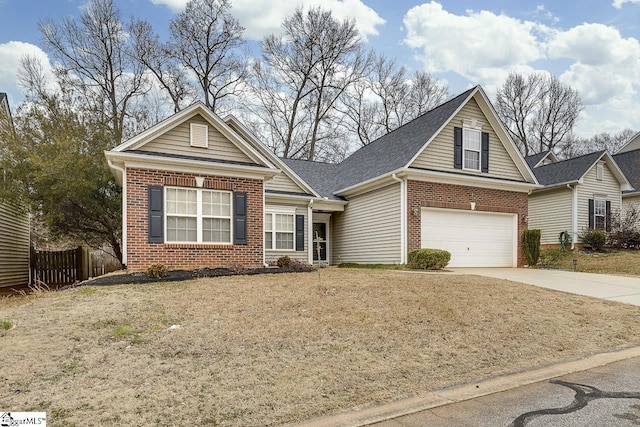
left=421, top=208, right=517, bottom=267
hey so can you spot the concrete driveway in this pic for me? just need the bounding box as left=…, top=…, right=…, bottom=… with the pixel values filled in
left=448, top=268, right=640, bottom=306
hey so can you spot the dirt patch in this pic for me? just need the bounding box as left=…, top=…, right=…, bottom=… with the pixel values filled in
left=2, top=268, right=640, bottom=426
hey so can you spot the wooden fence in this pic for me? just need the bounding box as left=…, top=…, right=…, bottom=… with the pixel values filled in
left=31, top=246, right=122, bottom=287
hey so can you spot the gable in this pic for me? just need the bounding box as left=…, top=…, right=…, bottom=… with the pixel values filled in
left=137, top=114, right=255, bottom=164
left=409, top=98, right=526, bottom=182
left=618, top=132, right=640, bottom=154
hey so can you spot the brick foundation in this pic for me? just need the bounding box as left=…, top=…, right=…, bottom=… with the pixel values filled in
left=126, top=168, right=263, bottom=271
left=407, top=180, right=529, bottom=267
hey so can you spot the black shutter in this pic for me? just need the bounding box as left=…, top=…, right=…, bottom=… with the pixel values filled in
left=454, top=127, right=462, bottom=169
left=148, top=186, right=164, bottom=243
left=606, top=201, right=612, bottom=232
left=233, top=192, right=247, bottom=245
left=481, top=132, right=489, bottom=173
left=296, top=214, right=304, bottom=251
left=588, top=199, right=594, bottom=229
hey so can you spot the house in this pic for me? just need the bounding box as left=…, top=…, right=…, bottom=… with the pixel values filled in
left=0, top=92, right=31, bottom=287
left=105, top=86, right=539, bottom=270
left=613, top=132, right=640, bottom=222
left=526, top=150, right=632, bottom=249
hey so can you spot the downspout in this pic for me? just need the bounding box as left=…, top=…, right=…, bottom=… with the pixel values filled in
left=263, top=174, right=276, bottom=267
left=392, top=174, right=406, bottom=264
left=108, top=159, right=127, bottom=266
left=308, top=199, right=314, bottom=265
left=568, top=184, right=577, bottom=250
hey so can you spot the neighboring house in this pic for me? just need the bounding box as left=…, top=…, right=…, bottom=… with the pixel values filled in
left=613, top=132, right=640, bottom=222
left=0, top=92, right=31, bottom=287
left=526, top=150, right=632, bottom=249
left=105, top=86, right=539, bottom=270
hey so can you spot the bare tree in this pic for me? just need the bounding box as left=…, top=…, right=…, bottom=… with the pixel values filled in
left=495, top=72, right=583, bottom=156
left=128, top=19, right=195, bottom=113
left=340, top=53, right=448, bottom=146
left=556, top=128, right=636, bottom=159
left=169, top=0, right=247, bottom=113
left=39, top=0, right=148, bottom=144
left=250, top=7, right=369, bottom=161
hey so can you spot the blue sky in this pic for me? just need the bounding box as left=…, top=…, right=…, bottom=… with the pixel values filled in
left=1, top=0, right=639, bottom=138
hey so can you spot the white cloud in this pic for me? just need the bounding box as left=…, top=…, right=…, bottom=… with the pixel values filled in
left=149, top=0, right=385, bottom=40
left=403, top=2, right=546, bottom=85
left=0, top=41, right=55, bottom=106
left=612, top=0, right=640, bottom=8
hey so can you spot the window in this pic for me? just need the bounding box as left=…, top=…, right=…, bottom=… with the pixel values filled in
left=596, top=163, right=604, bottom=181
left=594, top=199, right=606, bottom=230
left=165, top=187, right=232, bottom=243
left=463, top=128, right=481, bottom=170
left=265, top=211, right=295, bottom=250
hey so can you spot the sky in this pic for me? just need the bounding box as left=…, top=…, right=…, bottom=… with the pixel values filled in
left=0, top=0, right=639, bottom=138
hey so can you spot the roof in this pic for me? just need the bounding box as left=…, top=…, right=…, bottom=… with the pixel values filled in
left=530, top=150, right=606, bottom=186
left=280, top=158, right=343, bottom=200
left=332, top=87, right=476, bottom=191
left=525, top=151, right=553, bottom=169
left=613, top=149, right=640, bottom=194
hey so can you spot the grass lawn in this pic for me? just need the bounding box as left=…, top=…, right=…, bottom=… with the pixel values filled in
left=540, top=249, right=640, bottom=276
left=2, top=269, right=640, bottom=426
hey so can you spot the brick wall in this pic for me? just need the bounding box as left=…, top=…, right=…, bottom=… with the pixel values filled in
left=126, top=168, right=264, bottom=271
left=407, top=180, right=528, bottom=266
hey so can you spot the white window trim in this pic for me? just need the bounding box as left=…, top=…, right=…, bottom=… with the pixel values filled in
left=594, top=198, right=606, bottom=230
left=165, top=186, right=233, bottom=244
left=462, top=127, right=481, bottom=171
left=265, top=206, right=296, bottom=251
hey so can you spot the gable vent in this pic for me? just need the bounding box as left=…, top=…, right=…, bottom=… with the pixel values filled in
left=190, top=123, right=208, bottom=148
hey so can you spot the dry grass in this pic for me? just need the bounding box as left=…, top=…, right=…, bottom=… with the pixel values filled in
left=2, top=269, right=640, bottom=426
left=542, top=249, right=640, bottom=276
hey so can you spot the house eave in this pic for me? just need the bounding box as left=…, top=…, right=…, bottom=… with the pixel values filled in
left=105, top=151, right=280, bottom=184
left=265, top=192, right=347, bottom=211
left=403, top=168, right=540, bottom=193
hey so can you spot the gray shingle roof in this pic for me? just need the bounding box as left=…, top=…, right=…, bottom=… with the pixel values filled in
left=613, top=149, right=640, bottom=193
left=530, top=151, right=605, bottom=186
left=333, top=87, right=476, bottom=191
left=280, top=158, right=342, bottom=200
left=281, top=87, right=476, bottom=198
left=525, top=151, right=551, bottom=169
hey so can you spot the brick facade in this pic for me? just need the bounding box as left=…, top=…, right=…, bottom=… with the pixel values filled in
left=126, top=168, right=264, bottom=271
left=407, top=180, right=529, bottom=266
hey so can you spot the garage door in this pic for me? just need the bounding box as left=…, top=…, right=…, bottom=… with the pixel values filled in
left=421, top=208, right=517, bottom=267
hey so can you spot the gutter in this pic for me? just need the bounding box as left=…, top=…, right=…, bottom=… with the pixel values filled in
left=568, top=184, right=577, bottom=250
left=391, top=173, right=407, bottom=265
left=108, top=159, right=127, bottom=266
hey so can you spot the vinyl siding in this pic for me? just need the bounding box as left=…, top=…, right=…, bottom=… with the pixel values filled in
left=619, top=134, right=640, bottom=153
left=528, top=188, right=573, bottom=245
left=332, top=183, right=401, bottom=264
left=0, top=203, right=30, bottom=287
left=622, top=195, right=640, bottom=228
left=577, top=162, right=622, bottom=235
left=264, top=204, right=308, bottom=264
left=265, top=173, right=308, bottom=194
left=138, top=114, right=254, bottom=164
left=410, top=98, right=525, bottom=181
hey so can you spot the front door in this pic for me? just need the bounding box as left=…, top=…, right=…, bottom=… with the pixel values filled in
left=312, top=222, right=327, bottom=263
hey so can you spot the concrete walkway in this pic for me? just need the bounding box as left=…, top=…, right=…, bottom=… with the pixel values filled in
left=448, top=267, right=640, bottom=306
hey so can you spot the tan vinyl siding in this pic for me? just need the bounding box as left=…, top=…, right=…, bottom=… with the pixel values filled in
left=622, top=195, right=640, bottom=227
left=577, top=162, right=622, bottom=234
left=410, top=98, right=525, bottom=181
left=265, top=174, right=308, bottom=194
left=619, top=134, right=640, bottom=153
left=332, top=183, right=401, bottom=264
left=528, top=188, right=573, bottom=245
left=264, top=204, right=308, bottom=264
left=138, top=114, right=254, bottom=164
left=0, top=203, right=30, bottom=287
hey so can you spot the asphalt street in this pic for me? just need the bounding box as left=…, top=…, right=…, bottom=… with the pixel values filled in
left=373, top=356, right=640, bottom=426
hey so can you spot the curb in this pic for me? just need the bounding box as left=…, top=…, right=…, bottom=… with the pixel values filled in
left=296, top=345, right=640, bottom=427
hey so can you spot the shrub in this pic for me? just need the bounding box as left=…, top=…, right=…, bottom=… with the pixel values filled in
left=608, top=207, right=640, bottom=249
left=580, top=229, right=606, bottom=251
left=276, top=256, right=292, bottom=268
left=407, top=249, right=451, bottom=270
left=523, top=229, right=541, bottom=266
left=145, top=263, right=169, bottom=278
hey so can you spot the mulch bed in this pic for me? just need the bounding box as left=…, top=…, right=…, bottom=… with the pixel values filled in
left=60, top=265, right=316, bottom=290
